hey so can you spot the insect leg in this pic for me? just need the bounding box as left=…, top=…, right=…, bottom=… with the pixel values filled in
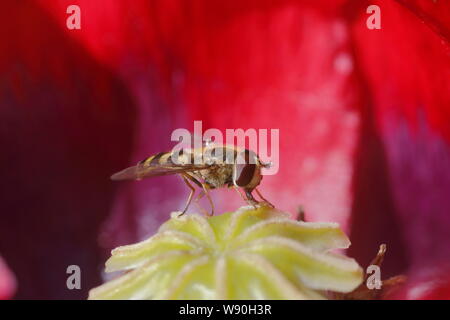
left=184, top=174, right=210, bottom=216
left=193, top=190, right=205, bottom=214
left=184, top=173, right=203, bottom=188
left=179, top=174, right=196, bottom=216
left=254, top=188, right=275, bottom=208
left=192, top=190, right=213, bottom=216
left=244, top=189, right=259, bottom=209
left=234, top=187, right=247, bottom=202
left=195, top=190, right=205, bottom=202
left=201, top=183, right=215, bottom=217
left=297, top=205, right=305, bottom=221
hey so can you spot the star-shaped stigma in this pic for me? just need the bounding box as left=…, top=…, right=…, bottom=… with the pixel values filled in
left=89, top=206, right=363, bottom=299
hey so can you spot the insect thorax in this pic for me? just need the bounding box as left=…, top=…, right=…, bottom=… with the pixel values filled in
left=192, top=164, right=234, bottom=189
left=176, top=145, right=261, bottom=189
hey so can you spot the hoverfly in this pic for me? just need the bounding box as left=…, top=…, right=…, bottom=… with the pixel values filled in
left=111, top=142, right=274, bottom=216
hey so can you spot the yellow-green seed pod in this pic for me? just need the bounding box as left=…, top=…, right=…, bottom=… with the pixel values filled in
left=89, top=206, right=363, bottom=300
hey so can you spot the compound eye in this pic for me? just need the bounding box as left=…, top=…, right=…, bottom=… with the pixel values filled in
left=233, top=150, right=257, bottom=187
left=234, top=163, right=256, bottom=187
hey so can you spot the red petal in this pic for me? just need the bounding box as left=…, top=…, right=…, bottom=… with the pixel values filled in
left=348, top=1, right=450, bottom=297
left=2, top=0, right=450, bottom=299
left=0, top=256, right=16, bottom=300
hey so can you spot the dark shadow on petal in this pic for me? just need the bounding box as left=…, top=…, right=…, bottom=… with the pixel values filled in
left=345, top=18, right=409, bottom=278
left=0, top=2, right=136, bottom=299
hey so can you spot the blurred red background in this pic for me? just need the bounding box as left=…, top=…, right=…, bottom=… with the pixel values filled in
left=0, top=0, right=449, bottom=299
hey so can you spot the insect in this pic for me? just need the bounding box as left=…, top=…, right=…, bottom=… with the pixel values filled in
left=111, top=143, right=274, bottom=216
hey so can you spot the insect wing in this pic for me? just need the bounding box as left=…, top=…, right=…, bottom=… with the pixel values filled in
left=111, top=160, right=210, bottom=181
